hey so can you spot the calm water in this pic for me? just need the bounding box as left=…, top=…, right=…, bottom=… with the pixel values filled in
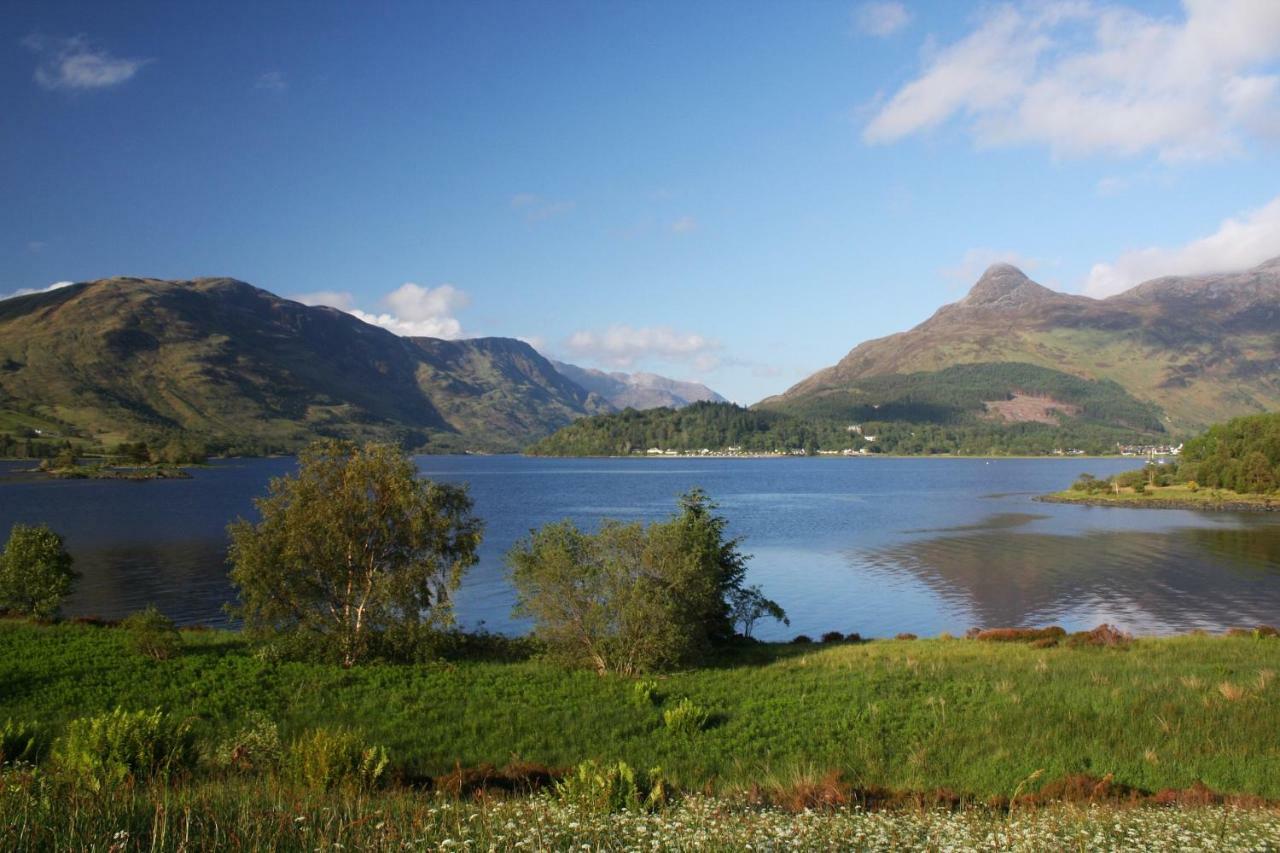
left=1, top=456, right=1278, bottom=639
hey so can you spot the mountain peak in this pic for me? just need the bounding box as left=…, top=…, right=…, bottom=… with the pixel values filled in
left=961, top=264, right=1055, bottom=309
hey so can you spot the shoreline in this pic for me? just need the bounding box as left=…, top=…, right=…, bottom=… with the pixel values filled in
left=1038, top=490, right=1279, bottom=512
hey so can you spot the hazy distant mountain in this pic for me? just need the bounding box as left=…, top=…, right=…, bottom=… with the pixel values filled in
left=759, top=257, right=1280, bottom=433
left=0, top=277, right=609, bottom=453
left=551, top=361, right=726, bottom=410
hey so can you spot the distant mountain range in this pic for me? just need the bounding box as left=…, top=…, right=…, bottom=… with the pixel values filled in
left=760, top=257, right=1280, bottom=434
left=0, top=277, right=722, bottom=454
left=550, top=361, right=725, bottom=410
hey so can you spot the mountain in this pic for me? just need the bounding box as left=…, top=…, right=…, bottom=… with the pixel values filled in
left=550, top=361, right=726, bottom=410
left=760, top=257, right=1280, bottom=434
left=0, top=277, right=609, bottom=453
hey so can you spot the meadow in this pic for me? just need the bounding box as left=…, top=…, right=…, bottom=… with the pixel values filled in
left=3, top=620, right=1279, bottom=799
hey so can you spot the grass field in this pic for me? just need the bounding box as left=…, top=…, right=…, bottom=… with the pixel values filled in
left=1041, top=484, right=1279, bottom=511
left=3, top=621, right=1280, bottom=799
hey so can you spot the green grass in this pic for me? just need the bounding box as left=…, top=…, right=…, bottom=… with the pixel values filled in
left=1042, top=484, right=1279, bottom=511
left=3, top=621, right=1280, bottom=799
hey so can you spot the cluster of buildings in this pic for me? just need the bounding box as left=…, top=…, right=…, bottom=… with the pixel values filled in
left=1118, top=443, right=1183, bottom=457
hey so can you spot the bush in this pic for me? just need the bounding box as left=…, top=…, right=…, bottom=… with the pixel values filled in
left=121, top=606, right=182, bottom=660
left=554, top=759, right=670, bottom=813
left=790, top=635, right=812, bottom=644
left=1066, top=624, right=1133, bottom=648
left=1, top=720, right=45, bottom=765
left=632, top=679, right=661, bottom=707
left=895, top=633, right=918, bottom=641
left=288, top=727, right=389, bottom=790
left=53, top=708, right=196, bottom=790
left=0, top=523, right=77, bottom=619
left=214, top=712, right=282, bottom=773
left=509, top=491, right=783, bottom=675
left=663, top=698, right=711, bottom=736
left=820, top=631, right=845, bottom=643
left=974, top=626, right=1066, bottom=643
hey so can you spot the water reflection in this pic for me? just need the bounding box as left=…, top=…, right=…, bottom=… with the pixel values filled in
left=860, top=523, right=1280, bottom=633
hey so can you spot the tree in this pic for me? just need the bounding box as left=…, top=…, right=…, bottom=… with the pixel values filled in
left=728, top=584, right=789, bottom=639
left=0, top=523, right=77, bottom=619
left=227, top=440, right=482, bottom=666
left=508, top=490, right=785, bottom=674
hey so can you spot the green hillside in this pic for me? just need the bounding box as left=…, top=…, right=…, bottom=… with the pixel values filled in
left=0, top=277, right=606, bottom=455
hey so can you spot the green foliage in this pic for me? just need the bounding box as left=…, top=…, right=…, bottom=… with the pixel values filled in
left=214, top=712, right=282, bottom=774
left=554, top=759, right=671, bottom=813
left=0, top=720, right=45, bottom=765
left=508, top=490, right=780, bottom=674
left=0, top=523, right=76, bottom=619
left=7, top=622, right=1280, bottom=800
left=121, top=606, right=182, bottom=661
left=529, top=364, right=1167, bottom=458
left=631, top=679, right=661, bottom=707
left=228, top=439, right=483, bottom=667
left=1182, top=413, right=1280, bottom=493
left=52, top=708, right=196, bottom=790
left=662, top=698, right=711, bottom=736
left=288, top=727, right=389, bottom=790
left=728, top=584, right=790, bottom=638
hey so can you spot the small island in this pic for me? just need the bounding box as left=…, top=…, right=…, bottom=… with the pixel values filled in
left=1041, top=411, right=1280, bottom=511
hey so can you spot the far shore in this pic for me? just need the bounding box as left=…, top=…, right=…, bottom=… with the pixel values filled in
left=1039, top=484, right=1279, bottom=512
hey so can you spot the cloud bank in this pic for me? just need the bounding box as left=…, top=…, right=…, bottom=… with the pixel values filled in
left=564, top=325, right=721, bottom=370
left=1085, top=194, right=1280, bottom=296
left=0, top=281, right=75, bottom=302
left=295, top=283, right=469, bottom=338
left=856, top=2, right=913, bottom=38
left=865, top=0, right=1280, bottom=160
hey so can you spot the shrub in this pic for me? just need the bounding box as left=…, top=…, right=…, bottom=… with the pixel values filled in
left=632, top=679, right=661, bottom=707
left=214, top=712, right=282, bottom=773
left=0, top=523, right=77, bottom=619
left=790, top=635, right=812, bottom=644
left=554, top=759, right=670, bottom=813
left=121, top=606, right=182, bottom=660
left=288, top=727, right=389, bottom=790
left=53, top=708, right=196, bottom=790
left=663, top=698, right=710, bottom=736
left=895, top=633, right=918, bottom=641
left=974, top=627, right=1066, bottom=643
left=820, top=631, right=844, bottom=643
left=509, top=491, right=784, bottom=674
left=1067, top=624, right=1133, bottom=648
left=1254, top=625, right=1279, bottom=639
left=1, top=720, right=45, bottom=765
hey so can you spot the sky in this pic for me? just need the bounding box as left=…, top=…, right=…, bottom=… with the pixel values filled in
left=2, top=0, right=1279, bottom=404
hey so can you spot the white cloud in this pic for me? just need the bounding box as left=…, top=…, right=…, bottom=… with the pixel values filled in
left=23, top=34, right=149, bottom=91
left=856, top=2, right=913, bottom=38
left=0, top=281, right=74, bottom=302
left=1084, top=194, right=1280, bottom=296
left=564, top=325, right=721, bottom=370
left=293, top=290, right=356, bottom=311
left=254, top=71, right=288, bottom=92
left=942, top=248, right=1040, bottom=286
left=510, top=193, right=575, bottom=221
left=291, top=283, right=469, bottom=338
left=864, top=0, right=1280, bottom=161
left=670, top=215, right=699, bottom=234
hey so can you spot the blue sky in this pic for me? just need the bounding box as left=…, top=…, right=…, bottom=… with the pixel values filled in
left=3, top=1, right=1279, bottom=403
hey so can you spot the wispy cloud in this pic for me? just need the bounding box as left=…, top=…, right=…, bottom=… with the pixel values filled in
left=0, top=281, right=74, bottom=302
left=23, top=34, right=150, bottom=91
left=864, top=1, right=1280, bottom=161
left=564, top=325, right=721, bottom=370
left=294, top=283, right=469, bottom=338
left=510, top=193, right=575, bottom=222
left=855, top=2, right=913, bottom=38
left=1084, top=194, right=1280, bottom=296
left=254, top=71, right=288, bottom=93
left=670, top=215, right=699, bottom=234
